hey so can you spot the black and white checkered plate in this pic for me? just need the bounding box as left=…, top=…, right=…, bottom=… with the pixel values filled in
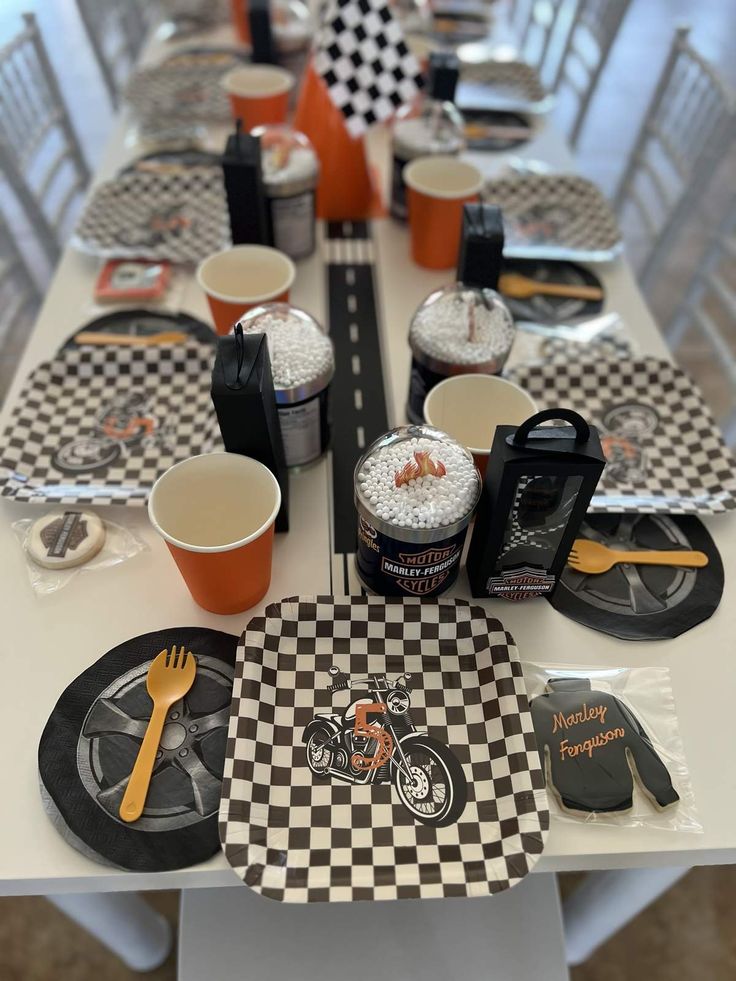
left=219, top=596, right=549, bottom=902
left=0, top=312, right=221, bottom=506
left=458, top=59, right=553, bottom=114
left=483, top=173, right=622, bottom=261
left=508, top=356, right=736, bottom=514
left=125, top=63, right=233, bottom=123
left=73, top=167, right=229, bottom=262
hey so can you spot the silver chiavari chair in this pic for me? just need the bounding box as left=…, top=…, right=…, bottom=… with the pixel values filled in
left=0, top=13, right=90, bottom=267
left=549, top=0, right=632, bottom=147
left=0, top=208, right=40, bottom=350
left=515, top=0, right=577, bottom=86
left=76, top=0, right=149, bottom=108
left=613, top=25, right=735, bottom=294
left=666, top=197, right=736, bottom=445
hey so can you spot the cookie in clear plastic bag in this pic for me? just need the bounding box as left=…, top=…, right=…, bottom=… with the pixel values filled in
left=13, top=510, right=147, bottom=595
left=524, top=663, right=701, bottom=832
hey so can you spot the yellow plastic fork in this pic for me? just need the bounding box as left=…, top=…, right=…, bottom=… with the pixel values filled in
left=119, top=647, right=197, bottom=823
left=498, top=272, right=604, bottom=301
left=567, top=538, right=708, bottom=575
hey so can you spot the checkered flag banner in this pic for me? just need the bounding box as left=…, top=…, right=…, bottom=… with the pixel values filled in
left=313, top=0, right=423, bottom=137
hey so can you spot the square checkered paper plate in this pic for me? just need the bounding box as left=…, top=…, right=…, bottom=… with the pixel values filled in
left=458, top=60, right=553, bottom=114
left=0, top=319, right=221, bottom=506
left=72, top=167, right=229, bottom=262
left=483, top=173, right=622, bottom=261
left=124, top=63, right=233, bottom=123
left=219, top=596, right=549, bottom=903
left=508, top=355, right=736, bottom=514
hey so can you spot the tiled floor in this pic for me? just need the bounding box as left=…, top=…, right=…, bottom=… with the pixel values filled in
left=0, top=0, right=734, bottom=978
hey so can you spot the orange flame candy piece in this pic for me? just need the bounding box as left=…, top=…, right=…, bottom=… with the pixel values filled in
left=394, top=450, right=447, bottom=488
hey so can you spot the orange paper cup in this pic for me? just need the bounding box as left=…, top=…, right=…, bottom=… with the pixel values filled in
left=424, top=373, right=538, bottom=473
left=221, top=65, right=294, bottom=128
left=404, top=156, right=484, bottom=270
left=196, top=245, right=296, bottom=334
left=148, top=453, right=281, bottom=615
left=230, top=0, right=250, bottom=43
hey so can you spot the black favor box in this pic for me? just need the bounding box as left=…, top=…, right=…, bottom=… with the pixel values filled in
left=211, top=328, right=289, bottom=532
left=457, top=203, right=504, bottom=289
left=466, top=408, right=605, bottom=599
left=428, top=51, right=459, bottom=101
left=249, top=0, right=276, bottom=63
left=222, top=124, right=271, bottom=246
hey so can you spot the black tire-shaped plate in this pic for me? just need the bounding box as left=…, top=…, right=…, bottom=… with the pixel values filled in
left=62, top=308, right=216, bottom=350
left=38, top=628, right=237, bottom=871
left=548, top=514, right=724, bottom=641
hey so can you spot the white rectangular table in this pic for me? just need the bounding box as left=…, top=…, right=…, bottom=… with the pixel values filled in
left=2, top=19, right=734, bottom=977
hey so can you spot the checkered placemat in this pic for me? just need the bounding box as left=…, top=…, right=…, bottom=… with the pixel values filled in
left=508, top=356, right=736, bottom=514
left=219, top=596, right=549, bottom=902
left=314, top=0, right=423, bottom=137
left=0, top=337, right=222, bottom=506
left=459, top=59, right=551, bottom=113
left=483, top=174, right=622, bottom=261
left=125, top=64, right=232, bottom=123
left=73, top=168, right=229, bottom=262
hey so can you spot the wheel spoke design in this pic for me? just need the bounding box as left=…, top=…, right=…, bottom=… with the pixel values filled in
left=174, top=750, right=222, bottom=816
left=82, top=698, right=149, bottom=740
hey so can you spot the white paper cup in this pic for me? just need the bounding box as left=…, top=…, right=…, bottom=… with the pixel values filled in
left=196, top=244, right=296, bottom=335
left=148, top=453, right=281, bottom=614
left=423, top=373, right=538, bottom=471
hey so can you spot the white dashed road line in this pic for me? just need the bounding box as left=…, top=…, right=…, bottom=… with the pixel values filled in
left=349, top=323, right=359, bottom=343
left=351, top=354, right=361, bottom=375
left=354, top=388, right=363, bottom=410
left=347, top=294, right=357, bottom=313
left=356, top=426, right=365, bottom=449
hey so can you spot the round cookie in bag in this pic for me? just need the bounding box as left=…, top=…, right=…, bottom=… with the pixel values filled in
left=27, top=510, right=106, bottom=569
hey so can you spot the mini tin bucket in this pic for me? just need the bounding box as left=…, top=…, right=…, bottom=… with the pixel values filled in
left=240, top=303, right=334, bottom=468
left=406, top=283, right=516, bottom=424
left=354, top=425, right=481, bottom=597
left=253, top=125, right=319, bottom=260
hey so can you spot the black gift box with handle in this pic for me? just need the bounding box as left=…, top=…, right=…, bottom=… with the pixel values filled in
left=466, top=408, right=605, bottom=599
left=211, top=326, right=289, bottom=532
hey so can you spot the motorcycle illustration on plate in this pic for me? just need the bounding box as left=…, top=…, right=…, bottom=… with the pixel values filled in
left=600, top=401, right=660, bottom=484
left=52, top=392, right=174, bottom=474
left=303, top=667, right=468, bottom=827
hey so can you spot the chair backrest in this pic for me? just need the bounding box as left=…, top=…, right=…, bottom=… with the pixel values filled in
left=549, top=0, right=631, bottom=146
left=613, top=25, right=735, bottom=294
left=516, top=0, right=578, bottom=86
left=76, top=0, right=148, bottom=108
left=666, top=196, right=736, bottom=444
left=0, top=13, right=90, bottom=266
left=0, top=207, right=41, bottom=352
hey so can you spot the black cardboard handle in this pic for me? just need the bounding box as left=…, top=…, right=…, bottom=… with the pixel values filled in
left=513, top=408, right=590, bottom=445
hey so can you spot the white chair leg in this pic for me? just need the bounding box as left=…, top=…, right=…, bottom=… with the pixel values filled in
left=48, top=891, right=173, bottom=972
left=562, top=866, right=690, bottom=966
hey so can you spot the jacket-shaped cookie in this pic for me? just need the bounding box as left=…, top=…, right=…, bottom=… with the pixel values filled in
left=530, top=677, right=680, bottom=813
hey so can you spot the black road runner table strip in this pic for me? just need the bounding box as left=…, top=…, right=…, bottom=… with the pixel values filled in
left=325, top=220, right=389, bottom=559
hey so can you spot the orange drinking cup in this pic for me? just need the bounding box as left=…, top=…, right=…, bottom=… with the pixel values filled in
left=404, top=156, right=484, bottom=270
left=230, top=0, right=250, bottom=43
left=221, top=65, right=294, bottom=128
left=148, top=453, right=281, bottom=615
left=196, top=245, right=296, bottom=335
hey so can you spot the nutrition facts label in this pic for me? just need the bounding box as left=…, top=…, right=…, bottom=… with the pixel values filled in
left=271, top=192, right=315, bottom=260
left=278, top=398, right=321, bottom=467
